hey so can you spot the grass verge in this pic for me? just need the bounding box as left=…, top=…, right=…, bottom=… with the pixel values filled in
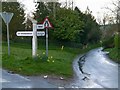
left=2, top=41, right=100, bottom=78
left=105, top=48, right=120, bottom=63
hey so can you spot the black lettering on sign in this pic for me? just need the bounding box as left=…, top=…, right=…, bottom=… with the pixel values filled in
left=44, top=20, right=49, bottom=27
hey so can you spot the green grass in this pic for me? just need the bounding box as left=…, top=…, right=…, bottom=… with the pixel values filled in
left=105, top=48, right=120, bottom=63
left=2, top=41, right=100, bottom=78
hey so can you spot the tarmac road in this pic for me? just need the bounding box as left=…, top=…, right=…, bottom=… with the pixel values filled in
left=1, top=69, right=57, bottom=88
left=71, top=47, right=118, bottom=88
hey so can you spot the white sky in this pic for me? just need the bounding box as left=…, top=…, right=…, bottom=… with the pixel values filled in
left=75, top=0, right=117, bottom=22
left=60, top=0, right=117, bottom=23
left=17, top=0, right=118, bottom=23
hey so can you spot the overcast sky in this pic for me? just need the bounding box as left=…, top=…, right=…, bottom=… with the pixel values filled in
left=18, top=0, right=117, bottom=23
left=60, top=0, right=117, bottom=22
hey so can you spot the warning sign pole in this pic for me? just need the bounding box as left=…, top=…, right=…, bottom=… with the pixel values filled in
left=46, top=28, right=48, bottom=58
left=42, top=17, right=53, bottom=58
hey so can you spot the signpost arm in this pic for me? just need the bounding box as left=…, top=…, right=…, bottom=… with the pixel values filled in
left=7, top=23, right=10, bottom=55
left=46, top=28, right=48, bottom=58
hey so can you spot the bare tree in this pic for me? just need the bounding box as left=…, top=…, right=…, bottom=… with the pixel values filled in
left=116, top=0, right=120, bottom=32
left=106, top=0, right=120, bottom=32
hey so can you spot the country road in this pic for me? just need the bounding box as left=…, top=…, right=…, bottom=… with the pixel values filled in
left=1, top=47, right=119, bottom=89
left=71, top=47, right=119, bottom=88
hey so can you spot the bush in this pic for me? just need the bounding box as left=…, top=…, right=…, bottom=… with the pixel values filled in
left=105, top=48, right=120, bottom=63
left=114, top=32, right=120, bottom=49
left=103, top=36, right=114, bottom=49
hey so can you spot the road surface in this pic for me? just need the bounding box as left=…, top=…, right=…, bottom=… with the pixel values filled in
left=71, top=47, right=118, bottom=88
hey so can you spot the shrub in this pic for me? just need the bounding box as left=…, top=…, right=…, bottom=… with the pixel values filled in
left=114, top=32, right=120, bottom=49
left=103, top=36, right=114, bottom=49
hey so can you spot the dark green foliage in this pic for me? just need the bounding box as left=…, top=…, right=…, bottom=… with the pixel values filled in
left=36, top=4, right=101, bottom=44
left=35, top=2, right=49, bottom=22
left=50, top=8, right=84, bottom=42
left=103, top=32, right=120, bottom=49
left=103, top=36, right=114, bottom=48
left=74, top=7, right=101, bottom=44
left=35, top=2, right=61, bottom=22
left=2, top=2, right=101, bottom=47
left=2, top=2, right=25, bottom=40
left=114, top=32, right=120, bottom=49
left=105, top=48, right=120, bottom=63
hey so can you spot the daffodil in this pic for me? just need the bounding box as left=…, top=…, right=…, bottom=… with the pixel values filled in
left=61, top=46, right=64, bottom=50
left=51, top=56, right=53, bottom=59
left=43, top=52, right=45, bottom=55
left=47, top=59, right=50, bottom=62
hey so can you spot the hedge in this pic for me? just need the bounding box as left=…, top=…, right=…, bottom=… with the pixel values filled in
left=114, top=32, right=120, bottom=49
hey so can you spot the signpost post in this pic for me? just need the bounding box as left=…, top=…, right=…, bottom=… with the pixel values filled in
left=42, top=17, right=53, bottom=58
left=0, top=12, right=14, bottom=55
left=32, top=21, right=37, bottom=59
left=27, top=15, right=38, bottom=59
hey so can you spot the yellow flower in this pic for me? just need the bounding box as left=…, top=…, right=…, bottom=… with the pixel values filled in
left=51, top=56, right=53, bottom=59
left=47, top=59, right=50, bottom=62
left=43, top=52, right=45, bottom=55
left=61, top=46, right=64, bottom=50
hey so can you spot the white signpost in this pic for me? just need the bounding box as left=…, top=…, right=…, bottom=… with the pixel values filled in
left=16, top=16, right=53, bottom=59
left=0, top=12, right=14, bottom=55
left=42, top=17, right=53, bottom=58
left=16, top=23, right=45, bottom=58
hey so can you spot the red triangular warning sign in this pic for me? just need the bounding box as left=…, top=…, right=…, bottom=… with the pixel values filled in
left=42, top=17, right=53, bottom=28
